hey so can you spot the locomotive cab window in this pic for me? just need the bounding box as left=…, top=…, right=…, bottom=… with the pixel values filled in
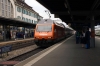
left=36, top=25, right=52, bottom=32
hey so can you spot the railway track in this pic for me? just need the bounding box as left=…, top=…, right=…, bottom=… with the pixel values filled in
left=6, top=35, right=72, bottom=65
left=8, top=47, right=47, bottom=61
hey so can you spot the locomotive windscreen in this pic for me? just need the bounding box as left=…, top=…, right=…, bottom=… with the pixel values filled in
left=36, top=25, right=52, bottom=32
left=38, top=19, right=54, bottom=24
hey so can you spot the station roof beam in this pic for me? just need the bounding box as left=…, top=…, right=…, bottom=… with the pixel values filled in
left=36, top=0, right=100, bottom=30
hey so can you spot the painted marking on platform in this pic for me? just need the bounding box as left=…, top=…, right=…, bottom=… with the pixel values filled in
left=23, top=36, right=73, bottom=66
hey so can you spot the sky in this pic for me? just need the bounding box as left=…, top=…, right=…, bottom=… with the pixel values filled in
left=25, top=0, right=69, bottom=27
left=25, top=0, right=57, bottom=19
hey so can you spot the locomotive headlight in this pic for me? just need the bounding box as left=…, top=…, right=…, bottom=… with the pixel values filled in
left=48, top=37, right=51, bottom=38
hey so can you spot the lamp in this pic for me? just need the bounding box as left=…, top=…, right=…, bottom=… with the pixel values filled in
left=64, top=3, right=67, bottom=8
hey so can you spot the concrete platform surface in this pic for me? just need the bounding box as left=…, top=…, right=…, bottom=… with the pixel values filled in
left=15, top=35, right=100, bottom=66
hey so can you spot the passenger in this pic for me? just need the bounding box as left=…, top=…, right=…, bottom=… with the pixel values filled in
left=6, top=31, right=11, bottom=40
left=23, top=32, right=25, bottom=39
left=22, top=31, right=24, bottom=39
left=85, top=28, right=91, bottom=49
left=80, top=30, right=85, bottom=47
left=31, top=32, right=34, bottom=37
left=75, top=31, right=80, bottom=44
left=8, top=31, right=11, bottom=40
left=13, top=31, right=16, bottom=40
left=15, top=31, right=18, bottom=40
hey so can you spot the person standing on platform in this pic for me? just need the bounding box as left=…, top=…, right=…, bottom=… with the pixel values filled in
left=85, top=28, right=91, bottom=49
left=15, top=31, right=18, bottom=40
left=13, top=31, right=16, bottom=40
left=75, top=31, right=80, bottom=44
left=80, top=30, right=85, bottom=47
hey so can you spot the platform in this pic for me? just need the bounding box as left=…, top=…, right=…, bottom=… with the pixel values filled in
left=14, top=35, right=100, bottom=66
left=0, top=38, right=37, bottom=62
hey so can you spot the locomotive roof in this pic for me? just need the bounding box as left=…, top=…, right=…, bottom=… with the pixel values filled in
left=38, top=19, right=65, bottom=28
left=38, top=19, right=54, bottom=24
left=54, top=22, right=65, bottom=28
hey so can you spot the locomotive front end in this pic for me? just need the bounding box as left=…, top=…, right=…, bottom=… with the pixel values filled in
left=34, top=24, right=54, bottom=46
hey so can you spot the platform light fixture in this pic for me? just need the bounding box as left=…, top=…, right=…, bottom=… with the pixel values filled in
left=68, top=10, right=70, bottom=14
left=64, top=3, right=67, bottom=9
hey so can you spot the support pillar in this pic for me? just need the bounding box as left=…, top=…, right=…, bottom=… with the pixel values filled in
left=23, top=27, right=25, bottom=39
left=29, top=28, right=31, bottom=38
left=3, top=25, right=6, bottom=41
left=90, top=16, right=95, bottom=48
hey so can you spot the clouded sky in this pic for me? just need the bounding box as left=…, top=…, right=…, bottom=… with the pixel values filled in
left=25, top=0, right=55, bottom=19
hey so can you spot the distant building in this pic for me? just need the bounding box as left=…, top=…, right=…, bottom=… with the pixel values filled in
left=0, top=0, right=14, bottom=18
left=14, top=0, right=42, bottom=24
left=0, top=0, right=43, bottom=24
left=0, top=0, right=43, bottom=40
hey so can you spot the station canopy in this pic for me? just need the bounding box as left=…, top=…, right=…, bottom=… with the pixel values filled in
left=36, top=0, right=100, bottom=30
left=0, top=16, right=36, bottom=28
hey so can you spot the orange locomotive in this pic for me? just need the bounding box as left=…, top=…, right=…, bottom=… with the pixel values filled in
left=34, top=19, right=66, bottom=47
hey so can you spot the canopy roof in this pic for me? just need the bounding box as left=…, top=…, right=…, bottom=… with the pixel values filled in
left=36, top=0, right=100, bottom=30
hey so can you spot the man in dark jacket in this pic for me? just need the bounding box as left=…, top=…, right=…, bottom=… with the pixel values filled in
left=75, top=31, right=80, bottom=44
left=85, top=28, right=91, bottom=49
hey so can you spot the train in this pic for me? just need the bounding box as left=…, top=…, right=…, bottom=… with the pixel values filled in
left=34, top=19, right=73, bottom=47
left=95, top=29, right=100, bottom=36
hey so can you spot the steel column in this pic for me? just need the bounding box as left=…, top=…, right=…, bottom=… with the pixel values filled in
left=3, top=25, right=6, bottom=41
left=90, top=16, right=95, bottom=48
